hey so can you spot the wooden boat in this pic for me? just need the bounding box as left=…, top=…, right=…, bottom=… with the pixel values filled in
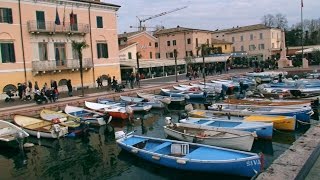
left=13, top=115, right=68, bottom=139
left=0, top=120, right=29, bottom=142
left=87, top=101, right=130, bottom=120
left=137, top=92, right=172, bottom=105
left=40, top=109, right=87, bottom=135
left=244, top=115, right=296, bottom=131
left=65, top=105, right=107, bottom=126
left=161, top=88, right=207, bottom=99
left=208, top=103, right=313, bottom=122
left=117, top=135, right=262, bottom=177
left=173, top=85, right=200, bottom=91
left=164, top=122, right=256, bottom=151
left=188, top=110, right=296, bottom=131
left=223, top=99, right=311, bottom=108
left=120, top=95, right=144, bottom=103
left=180, top=117, right=273, bottom=139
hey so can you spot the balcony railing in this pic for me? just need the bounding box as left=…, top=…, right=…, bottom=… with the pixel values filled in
left=27, top=21, right=90, bottom=34
left=32, top=58, right=93, bottom=72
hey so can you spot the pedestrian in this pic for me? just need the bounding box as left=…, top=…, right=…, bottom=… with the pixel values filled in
left=125, top=72, right=129, bottom=85
left=99, top=76, right=103, bottom=87
left=17, top=83, right=23, bottom=99
left=136, top=72, right=140, bottom=88
left=107, top=75, right=112, bottom=90
left=130, top=72, right=135, bottom=89
left=34, top=81, right=39, bottom=91
left=25, top=86, right=32, bottom=101
left=96, top=77, right=101, bottom=89
left=22, top=83, right=27, bottom=100
left=112, top=76, right=117, bottom=90
left=67, top=79, right=73, bottom=97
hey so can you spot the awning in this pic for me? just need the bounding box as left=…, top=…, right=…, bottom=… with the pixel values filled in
left=295, top=46, right=320, bottom=54
left=120, top=55, right=230, bottom=68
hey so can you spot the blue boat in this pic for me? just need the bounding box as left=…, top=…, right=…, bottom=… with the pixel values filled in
left=180, top=117, right=273, bottom=139
left=117, top=135, right=262, bottom=177
left=161, top=88, right=207, bottom=99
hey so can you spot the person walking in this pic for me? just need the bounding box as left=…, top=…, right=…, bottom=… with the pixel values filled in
left=34, top=81, right=39, bottom=91
left=96, top=77, right=101, bottom=89
left=130, top=72, right=135, bottom=89
left=67, top=79, right=73, bottom=97
left=136, top=72, right=140, bottom=88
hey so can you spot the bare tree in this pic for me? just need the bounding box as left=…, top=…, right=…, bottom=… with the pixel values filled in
left=261, top=14, right=275, bottom=27
left=274, top=13, right=288, bottom=29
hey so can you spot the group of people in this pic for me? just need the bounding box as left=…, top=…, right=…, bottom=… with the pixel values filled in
left=96, top=75, right=123, bottom=92
left=125, top=72, right=141, bottom=89
left=14, top=80, right=73, bottom=104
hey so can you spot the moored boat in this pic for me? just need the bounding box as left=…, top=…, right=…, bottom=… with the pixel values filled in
left=164, top=122, right=256, bottom=151
left=137, top=92, right=172, bottom=105
left=120, top=95, right=144, bottom=103
left=13, top=115, right=68, bottom=139
left=65, top=105, right=107, bottom=126
left=180, top=117, right=273, bottom=139
left=88, top=101, right=131, bottom=120
left=0, top=120, right=29, bottom=145
left=117, top=135, right=262, bottom=177
left=244, top=115, right=296, bottom=131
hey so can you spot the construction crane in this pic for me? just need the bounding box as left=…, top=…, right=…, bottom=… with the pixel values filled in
left=135, top=6, right=188, bottom=31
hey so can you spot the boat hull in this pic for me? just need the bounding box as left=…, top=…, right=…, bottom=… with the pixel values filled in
left=117, top=135, right=261, bottom=177
left=244, top=115, right=296, bottom=131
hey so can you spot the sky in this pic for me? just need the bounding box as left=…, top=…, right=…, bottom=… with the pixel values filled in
left=104, top=0, right=320, bottom=33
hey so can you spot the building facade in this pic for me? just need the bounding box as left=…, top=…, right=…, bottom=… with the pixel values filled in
left=118, top=31, right=157, bottom=60
left=0, top=0, right=120, bottom=93
left=154, top=26, right=214, bottom=59
left=211, top=39, right=233, bottom=54
left=212, top=24, right=282, bottom=61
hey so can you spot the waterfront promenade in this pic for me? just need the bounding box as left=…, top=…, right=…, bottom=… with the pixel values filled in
left=1, top=67, right=320, bottom=179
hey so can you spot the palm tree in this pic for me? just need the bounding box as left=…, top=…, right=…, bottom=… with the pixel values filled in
left=136, top=51, right=142, bottom=73
left=197, top=44, right=213, bottom=86
left=72, top=40, right=89, bottom=97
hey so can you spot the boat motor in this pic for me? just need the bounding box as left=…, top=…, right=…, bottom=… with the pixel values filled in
left=165, top=117, right=174, bottom=126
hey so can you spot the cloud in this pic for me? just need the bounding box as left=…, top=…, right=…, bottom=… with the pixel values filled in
left=104, top=0, right=320, bottom=33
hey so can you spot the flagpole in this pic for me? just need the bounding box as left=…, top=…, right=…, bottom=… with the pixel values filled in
left=301, top=0, right=304, bottom=60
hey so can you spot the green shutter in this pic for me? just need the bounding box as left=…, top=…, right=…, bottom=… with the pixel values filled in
left=0, top=44, right=2, bottom=62
left=7, top=8, right=12, bottom=24
left=97, top=16, right=103, bottom=28
left=103, top=43, right=108, bottom=58
left=9, top=43, right=15, bottom=62
left=97, top=44, right=101, bottom=58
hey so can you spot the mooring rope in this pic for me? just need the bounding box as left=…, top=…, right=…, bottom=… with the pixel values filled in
left=297, top=120, right=320, bottom=126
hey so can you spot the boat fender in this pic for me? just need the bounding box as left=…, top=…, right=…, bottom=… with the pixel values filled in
left=37, top=131, right=41, bottom=139
left=152, top=155, right=160, bottom=160
left=131, top=149, right=139, bottom=154
left=51, top=118, right=61, bottom=124
left=176, top=159, right=187, bottom=164
left=52, top=124, right=61, bottom=133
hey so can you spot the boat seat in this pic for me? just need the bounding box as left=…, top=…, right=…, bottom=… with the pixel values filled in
left=150, top=142, right=172, bottom=152
left=171, top=144, right=189, bottom=156
left=25, top=122, right=52, bottom=129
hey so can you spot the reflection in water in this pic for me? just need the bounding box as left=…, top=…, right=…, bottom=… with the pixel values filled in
left=0, top=109, right=311, bottom=179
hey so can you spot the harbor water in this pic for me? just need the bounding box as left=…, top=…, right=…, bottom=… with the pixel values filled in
left=0, top=105, right=311, bottom=180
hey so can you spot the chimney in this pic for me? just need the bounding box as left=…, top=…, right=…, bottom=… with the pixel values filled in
left=177, top=25, right=180, bottom=28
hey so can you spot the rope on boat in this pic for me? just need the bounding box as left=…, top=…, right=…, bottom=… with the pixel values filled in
left=297, top=120, right=320, bottom=126
left=272, top=128, right=295, bottom=135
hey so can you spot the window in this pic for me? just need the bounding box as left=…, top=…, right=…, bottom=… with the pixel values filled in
left=240, top=36, right=243, bottom=41
left=259, top=33, right=263, bottom=39
left=169, top=52, right=174, bottom=58
left=272, top=43, right=275, bottom=48
left=149, top=52, right=152, bottom=59
left=155, top=42, right=158, bottom=48
left=232, top=46, right=235, bottom=52
left=225, top=45, right=227, bottom=50
left=187, top=38, right=191, bottom=44
left=96, top=16, right=103, bottom=28
left=173, top=40, right=176, bottom=46
left=250, top=34, right=254, bottom=40
left=259, top=44, right=265, bottom=50
left=0, top=42, right=15, bottom=63
left=128, top=52, right=132, bottom=59
left=167, top=41, right=170, bottom=46
left=36, top=11, right=46, bottom=30
left=38, top=43, right=48, bottom=61
left=97, top=43, right=108, bottom=58
left=54, top=43, right=66, bottom=66
left=207, top=39, right=209, bottom=44
left=72, top=46, right=79, bottom=59
left=156, top=53, right=160, bottom=59
left=249, top=45, right=255, bottom=51
left=240, top=46, right=244, bottom=52
left=232, top=37, right=235, bottom=42
left=70, top=13, right=78, bottom=31
left=0, top=8, right=13, bottom=24
left=196, top=38, right=198, bottom=47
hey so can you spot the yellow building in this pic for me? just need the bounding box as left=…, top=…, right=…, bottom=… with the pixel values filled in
left=211, top=39, right=233, bottom=54
left=0, top=0, right=120, bottom=94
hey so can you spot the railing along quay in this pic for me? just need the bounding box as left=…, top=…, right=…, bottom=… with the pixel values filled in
left=0, top=73, right=237, bottom=120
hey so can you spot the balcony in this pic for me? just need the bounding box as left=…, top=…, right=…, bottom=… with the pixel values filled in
left=27, top=21, right=90, bottom=35
left=32, top=58, right=93, bottom=72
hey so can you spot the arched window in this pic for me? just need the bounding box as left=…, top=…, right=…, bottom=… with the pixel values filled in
left=101, top=74, right=108, bottom=80
left=3, top=84, right=17, bottom=92
left=58, top=79, right=68, bottom=86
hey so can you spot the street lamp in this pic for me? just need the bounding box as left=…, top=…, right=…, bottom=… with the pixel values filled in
left=174, top=49, right=178, bottom=82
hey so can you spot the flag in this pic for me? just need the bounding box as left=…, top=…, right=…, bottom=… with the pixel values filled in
left=54, top=7, right=61, bottom=25
left=62, top=4, right=66, bottom=26
left=70, top=9, right=74, bottom=25
left=301, top=0, right=303, bottom=7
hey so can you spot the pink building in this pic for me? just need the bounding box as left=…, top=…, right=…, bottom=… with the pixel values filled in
left=154, top=26, right=214, bottom=59
left=0, top=0, right=120, bottom=93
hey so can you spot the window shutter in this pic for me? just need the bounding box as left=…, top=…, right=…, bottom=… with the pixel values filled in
left=9, top=43, right=15, bottom=62
left=104, top=44, right=108, bottom=58
left=97, top=44, right=101, bottom=58
left=7, top=8, right=12, bottom=24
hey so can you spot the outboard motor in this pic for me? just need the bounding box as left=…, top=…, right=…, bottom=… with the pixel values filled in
left=165, top=117, right=174, bottom=126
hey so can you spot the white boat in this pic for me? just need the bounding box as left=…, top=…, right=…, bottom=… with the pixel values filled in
left=65, top=105, right=107, bottom=126
left=136, top=92, right=172, bottom=105
left=0, top=120, right=29, bottom=142
left=164, top=122, right=256, bottom=151
left=13, top=115, right=68, bottom=139
left=119, top=95, right=164, bottom=109
left=120, top=95, right=144, bottom=103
